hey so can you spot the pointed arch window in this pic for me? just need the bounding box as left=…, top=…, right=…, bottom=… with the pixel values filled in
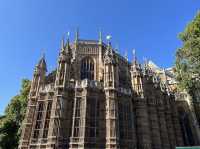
left=81, top=57, right=94, bottom=80
left=33, top=102, right=44, bottom=139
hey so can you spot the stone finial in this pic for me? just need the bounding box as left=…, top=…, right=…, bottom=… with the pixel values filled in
left=35, top=52, right=47, bottom=72
left=132, top=49, right=136, bottom=61
left=98, top=29, right=102, bottom=44
left=75, top=27, right=79, bottom=42
left=61, top=36, right=65, bottom=51
left=104, top=42, right=115, bottom=64
left=125, top=50, right=128, bottom=61
left=131, top=49, right=142, bottom=74
left=67, top=31, right=70, bottom=38
left=106, top=35, right=112, bottom=44
left=162, top=68, right=168, bottom=83
left=65, top=32, right=70, bottom=52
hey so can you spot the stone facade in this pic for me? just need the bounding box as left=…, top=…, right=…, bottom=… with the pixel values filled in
left=19, top=32, right=200, bottom=149
left=147, top=61, right=200, bottom=146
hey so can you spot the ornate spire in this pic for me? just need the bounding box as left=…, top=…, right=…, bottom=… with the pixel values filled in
left=105, top=35, right=112, bottom=54
left=132, top=49, right=137, bottom=64
left=61, top=36, right=65, bottom=51
left=75, top=28, right=79, bottom=42
left=65, top=32, right=70, bottom=53
left=67, top=31, right=70, bottom=37
left=58, top=34, right=72, bottom=63
left=104, top=41, right=115, bottom=64
left=133, top=49, right=136, bottom=60
left=162, top=69, right=168, bottom=83
left=106, top=34, right=112, bottom=48
left=143, top=57, right=152, bottom=76
left=131, top=49, right=142, bottom=74
left=130, top=49, right=144, bottom=97
left=131, top=49, right=139, bottom=71
left=143, top=57, right=148, bottom=67
left=125, top=50, right=128, bottom=61
left=106, top=35, right=112, bottom=43
left=162, top=68, right=171, bottom=94
left=99, top=29, right=102, bottom=44
left=35, top=52, right=47, bottom=72
left=160, top=68, right=171, bottom=95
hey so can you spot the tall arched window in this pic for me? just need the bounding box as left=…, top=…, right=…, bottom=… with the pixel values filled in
left=81, top=57, right=94, bottom=80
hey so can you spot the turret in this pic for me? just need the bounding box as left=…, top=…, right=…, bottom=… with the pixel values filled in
left=30, top=55, right=47, bottom=96
left=130, top=50, right=144, bottom=98
left=104, top=40, right=120, bottom=149
left=19, top=54, right=47, bottom=149
left=131, top=50, right=152, bottom=149
left=55, top=36, right=72, bottom=88
left=162, top=69, right=171, bottom=95
left=74, top=28, right=79, bottom=58
left=98, top=30, right=104, bottom=81
left=103, top=42, right=119, bottom=89
left=143, top=59, right=154, bottom=77
left=48, top=35, right=73, bottom=148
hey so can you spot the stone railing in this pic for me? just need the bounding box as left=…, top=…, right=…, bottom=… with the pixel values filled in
left=38, top=80, right=132, bottom=95
left=75, top=79, right=103, bottom=89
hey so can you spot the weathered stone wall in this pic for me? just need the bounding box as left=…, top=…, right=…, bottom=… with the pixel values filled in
left=19, top=39, right=198, bottom=149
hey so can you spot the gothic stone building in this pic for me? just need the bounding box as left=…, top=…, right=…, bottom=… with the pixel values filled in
left=19, top=32, right=200, bottom=149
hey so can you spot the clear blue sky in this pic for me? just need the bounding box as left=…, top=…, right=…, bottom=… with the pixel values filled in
left=0, top=0, right=199, bottom=114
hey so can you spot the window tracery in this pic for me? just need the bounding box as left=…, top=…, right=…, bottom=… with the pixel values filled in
left=119, top=101, right=133, bottom=140
left=81, top=57, right=94, bottom=80
left=43, top=101, right=52, bottom=138
left=33, top=102, right=44, bottom=139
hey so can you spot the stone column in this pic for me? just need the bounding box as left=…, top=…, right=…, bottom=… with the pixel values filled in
left=19, top=56, right=46, bottom=149
left=148, top=99, right=162, bottom=149
left=157, top=101, right=170, bottom=149
left=135, top=98, right=152, bottom=149
left=165, top=105, right=176, bottom=149
left=170, top=98, right=184, bottom=146
left=69, top=84, right=87, bottom=149
left=130, top=98, right=137, bottom=149
left=47, top=88, right=72, bottom=149
left=18, top=96, right=38, bottom=149
left=105, top=89, right=120, bottom=149
left=157, top=96, right=170, bottom=149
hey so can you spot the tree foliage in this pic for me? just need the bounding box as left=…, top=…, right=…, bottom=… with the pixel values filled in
left=175, top=11, right=200, bottom=98
left=0, top=79, right=31, bottom=149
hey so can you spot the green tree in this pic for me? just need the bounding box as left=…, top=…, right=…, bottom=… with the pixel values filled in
left=175, top=11, right=200, bottom=98
left=0, top=79, right=31, bottom=149
left=175, top=11, right=200, bottom=126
